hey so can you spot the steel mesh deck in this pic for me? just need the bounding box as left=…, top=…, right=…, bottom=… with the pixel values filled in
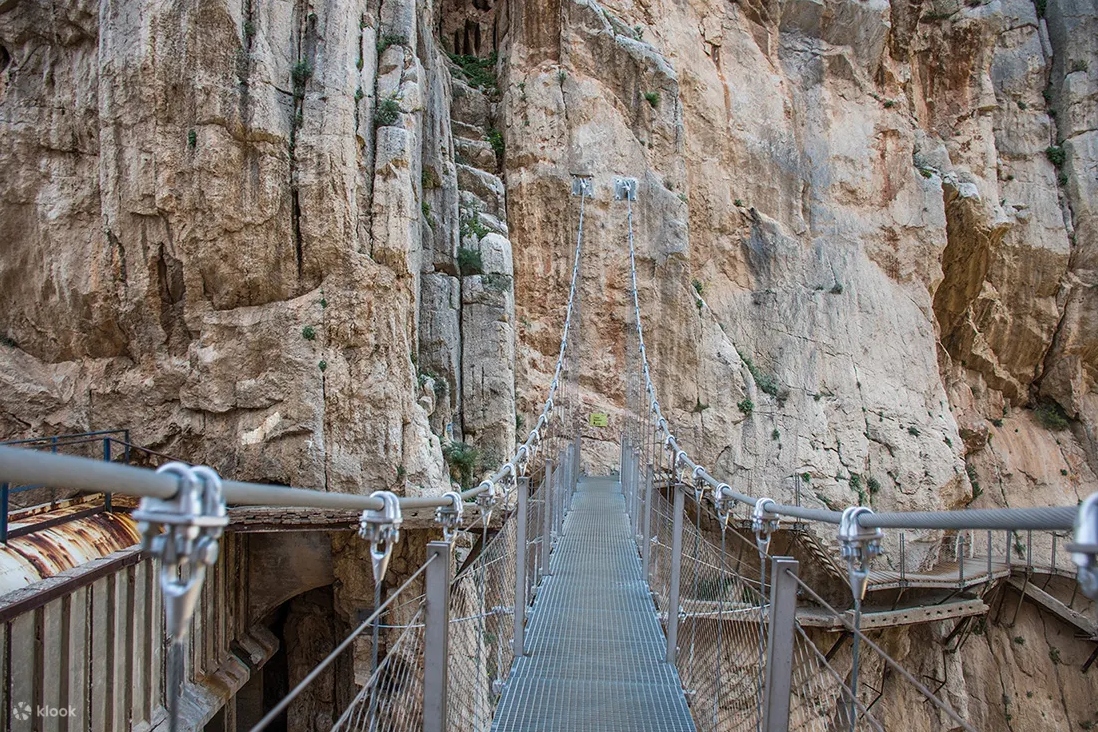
left=491, top=477, right=697, bottom=731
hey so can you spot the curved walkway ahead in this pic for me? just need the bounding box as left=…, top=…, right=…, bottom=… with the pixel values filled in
left=492, top=477, right=696, bottom=732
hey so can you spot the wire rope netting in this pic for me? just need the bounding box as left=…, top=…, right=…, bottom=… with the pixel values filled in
left=333, top=608, right=428, bottom=732
left=446, top=515, right=519, bottom=730
left=643, top=484, right=900, bottom=732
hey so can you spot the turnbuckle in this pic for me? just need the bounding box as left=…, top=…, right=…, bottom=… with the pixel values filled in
left=134, top=463, right=229, bottom=641
left=1069, top=492, right=1098, bottom=601
left=752, top=498, right=780, bottom=556
left=359, top=491, right=403, bottom=584
left=838, top=507, right=883, bottom=602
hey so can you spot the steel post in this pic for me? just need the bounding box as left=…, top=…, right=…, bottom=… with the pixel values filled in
left=102, top=437, right=113, bottom=512
left=514, top=477, right=528, bottom=657
left=666, top=483, right=685, bottom=664
left=423, top=540, right=452, bottom=732
left=1, top=483, right=7, bottom=544
left=622, top=439, right=631, bottom=518
left=642, top=463, right=654, bottom=579
left=763, top=556, right=800, bottom=732
left=542, top=459, right=553, bottom=578
left=574, top=432, right=581, bottom=491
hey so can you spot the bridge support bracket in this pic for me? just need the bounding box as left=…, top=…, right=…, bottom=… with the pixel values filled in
left=571, top=175, right=594, bottom=197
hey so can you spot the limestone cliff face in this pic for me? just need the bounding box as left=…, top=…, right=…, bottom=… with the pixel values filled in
left=0, top=0, right=518, bottom=495
left=2, top=0, right=1097, bottom=726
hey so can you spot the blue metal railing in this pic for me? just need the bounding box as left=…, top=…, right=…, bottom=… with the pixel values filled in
left=0, top=429, right=139, bottom=543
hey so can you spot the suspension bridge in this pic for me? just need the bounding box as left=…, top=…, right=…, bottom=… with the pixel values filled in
left=0, top=177, right=1096, bottom=731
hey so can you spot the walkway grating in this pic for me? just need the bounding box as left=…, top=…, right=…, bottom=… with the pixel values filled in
left=492, top=477, right=697, bottom=731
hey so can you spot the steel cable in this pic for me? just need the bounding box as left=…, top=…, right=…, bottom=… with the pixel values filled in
left=251, top=556, right=437, bottom=732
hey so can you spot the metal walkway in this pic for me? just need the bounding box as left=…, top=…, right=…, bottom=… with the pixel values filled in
left=492, top=477, right=696, bottom=731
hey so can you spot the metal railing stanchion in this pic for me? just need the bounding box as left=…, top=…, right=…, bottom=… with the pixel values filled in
left=666, top=481, right=686, bottom=664
left=543, top=459, right=553, bottom=578
left=763, top=557, right=799, bottom=731
left=423, top=540, right=453, bottom=732
left=642, top=463, right=654, bottom=580
left=514, top=478, right=529, bottom=657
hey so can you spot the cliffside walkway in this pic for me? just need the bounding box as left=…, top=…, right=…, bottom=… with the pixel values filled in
left=491, top=476, right=696, bottom=732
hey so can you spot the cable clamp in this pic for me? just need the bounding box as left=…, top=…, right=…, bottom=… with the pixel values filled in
left=476, top=480, right=498, bottom=524
left=434, top=491, right=465, bottom=542
left=713, top=484, right=733, bottom=526
left=838, top=506, right=883, bottom=602
left=1068, top=492, right=1098, bottom=600
left=359, top=491, right=403, bottom=585
left=692, top=466, right=706, bottom=503
left=134, top=463, right=228, bottom=641
left=753, top=498, right=781, bottom=556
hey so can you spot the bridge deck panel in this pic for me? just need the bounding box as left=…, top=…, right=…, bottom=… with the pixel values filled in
left=492, top=478, right=696, bottom=732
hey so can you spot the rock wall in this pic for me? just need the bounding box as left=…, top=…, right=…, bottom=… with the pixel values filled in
left=0, top=0, right=521, bottom=494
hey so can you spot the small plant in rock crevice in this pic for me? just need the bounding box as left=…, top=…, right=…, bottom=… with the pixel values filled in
left=457, top=246, right=484, bottom=276
left=460, top=215, right=489, bottom=242
left=644, top=91, right=660, bottom=108
left=443, top=441, right=481, bottom=489
left=291, top=60, right=313, bottom=98
left=377, top=33, right=407, bottom=54
left=737, top=398, right=754, bottom=416
left=486, top=129, right=505, bottom=160
left=374, top=95, right=401, bottom=127
left=1046, top=145, right=1066, bottom=167
left=448, top=52, right=498, bottom=92
left=867, top=476, right=881, bottom=494
left=737, top=351, right=782, bottom=399
left=1035, top=400, right=1069, bottom=431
